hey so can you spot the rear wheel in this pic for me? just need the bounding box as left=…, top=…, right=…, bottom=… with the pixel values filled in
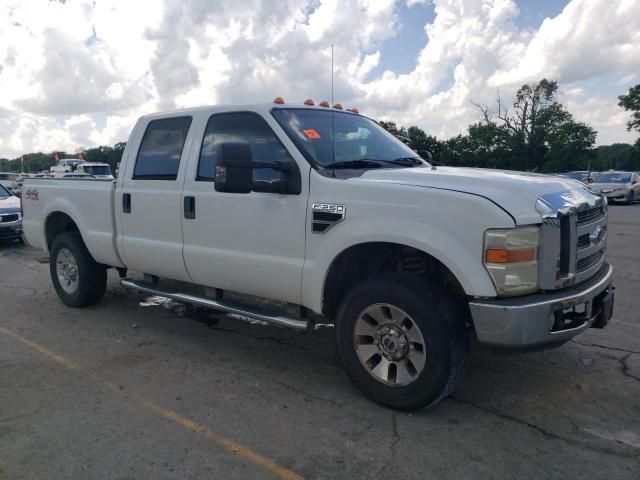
left=335, top=273, right=467, bottom=410
left=49, top=232, right=107, bottom=307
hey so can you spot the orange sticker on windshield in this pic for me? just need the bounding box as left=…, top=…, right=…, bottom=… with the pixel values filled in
left=303, top=128, right=321, bottom=139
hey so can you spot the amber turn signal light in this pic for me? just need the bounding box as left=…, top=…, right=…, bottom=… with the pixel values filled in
left=485, top=248, right=535, bottom=264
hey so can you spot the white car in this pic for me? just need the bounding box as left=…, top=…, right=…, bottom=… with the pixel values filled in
left=589, top=171, right=640, bottom=204
left=50, top=159, right=86, bottom=174
left=22, top=100, right=615, bottom=410
left=75, top=162, right=114, bottom=179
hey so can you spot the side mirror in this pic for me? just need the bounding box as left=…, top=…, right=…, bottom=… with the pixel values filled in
left=417, top=149, right=444, bottom=166
left=215, top=142, right=254, bottom=193
left=214, top=141, right=301, bottom=195
left=417, top=150, right=433, bottom=161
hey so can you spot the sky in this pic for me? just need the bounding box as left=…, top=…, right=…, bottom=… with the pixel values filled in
left=0, top=0, right=639, bottom=158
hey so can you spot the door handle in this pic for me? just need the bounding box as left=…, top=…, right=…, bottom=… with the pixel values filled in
left=184, top=196, right=196, bottom=219
left=123, top=193, right=131, bottom=213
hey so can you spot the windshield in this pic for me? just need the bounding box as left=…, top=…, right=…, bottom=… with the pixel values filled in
left=0, top=184, right=10, bottom=197
left=84, top=165, right=111, bottom=175
left=595, top=173, right=631, bottom=184
left=272, top=109, right=426, bottom=168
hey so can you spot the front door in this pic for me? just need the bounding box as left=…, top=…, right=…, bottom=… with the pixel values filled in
left=119, top=116, right=194, bottom=281
left=181, top=111, right=309, bottom=304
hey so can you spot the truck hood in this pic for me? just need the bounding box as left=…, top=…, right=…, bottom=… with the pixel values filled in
left=0, top=195, right=20, bottom=214
left=359, top=166, right=587, bottom=224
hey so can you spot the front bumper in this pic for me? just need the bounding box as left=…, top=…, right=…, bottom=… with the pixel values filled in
left=600, top=191, right=628, bottom=200
left=469, top=263, right=614, bottom=350
left=0, top=222, right=23, bottom=241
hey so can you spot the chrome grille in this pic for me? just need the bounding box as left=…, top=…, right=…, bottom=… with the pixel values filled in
left=537, top=188, right=607, bottom=290
left=577, top=251, right=604, bottom=272
left=0, top=213, right=19, bottom=223
left=577, top=234, right=590, bottom=249
left=577, top=206, right=605, bottom=226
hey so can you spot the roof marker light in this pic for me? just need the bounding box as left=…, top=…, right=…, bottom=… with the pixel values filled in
left=333, top=103, right=343, bottom=109
left=304, top=98, right=315, bottom=106
left=273, top=96, right=285, bottom=104
left=348, top=107, right=359, bottom=113
left=319, top=101, right=330, bottom=107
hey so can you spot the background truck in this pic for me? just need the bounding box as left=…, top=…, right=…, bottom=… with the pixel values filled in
left=22, top=100, right=615, bottom=410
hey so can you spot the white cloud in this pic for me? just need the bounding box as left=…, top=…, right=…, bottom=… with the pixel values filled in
left=489, top=0, right=640, bottom=87
left=0, top=0, right=639, bottom=158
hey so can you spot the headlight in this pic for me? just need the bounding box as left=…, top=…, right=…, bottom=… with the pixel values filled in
left=484, top=227, right=539, bottom=297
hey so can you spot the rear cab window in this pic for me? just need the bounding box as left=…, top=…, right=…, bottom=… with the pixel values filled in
left=133, top=117, right=192, bottom=180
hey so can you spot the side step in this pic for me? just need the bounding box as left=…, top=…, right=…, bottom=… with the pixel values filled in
left=120, top=278, right=311, bottom=331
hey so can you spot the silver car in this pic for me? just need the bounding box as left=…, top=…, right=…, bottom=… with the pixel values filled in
left=589, top=171, right=640, bottom=204
left=0, top=183, right=22, bottom=242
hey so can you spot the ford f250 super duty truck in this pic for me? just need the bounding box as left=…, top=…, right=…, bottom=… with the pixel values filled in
left=22, top=99, right=615, bottom=410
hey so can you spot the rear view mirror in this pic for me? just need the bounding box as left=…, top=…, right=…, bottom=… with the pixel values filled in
left=215, top=142, right=254, bottom=193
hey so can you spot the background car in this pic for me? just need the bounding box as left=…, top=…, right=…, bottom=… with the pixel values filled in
left=559, top=170, right=591, bottom=183
left=589, top=171, right=640, bottom=204
left=558, top=170, right=600, bottom=184
left=0, top=183, right=23, bottom=242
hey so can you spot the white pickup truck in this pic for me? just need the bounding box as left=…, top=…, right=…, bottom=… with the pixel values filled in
left=22, top=100, right=615, bottom=410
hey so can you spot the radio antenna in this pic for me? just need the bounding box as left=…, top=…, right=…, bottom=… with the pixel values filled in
left=331, top=44, right=334, bottom=105
left=330, top=43, right=336, bottom=166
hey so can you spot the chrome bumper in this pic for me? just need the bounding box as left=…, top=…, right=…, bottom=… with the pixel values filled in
left=469, top=263, right=614, bottom=349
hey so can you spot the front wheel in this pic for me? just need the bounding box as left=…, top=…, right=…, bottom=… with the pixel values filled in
left=626, top=191, right=635, bottom=205
left=335, top=273, right=467, bottom=410
left=49, top=232, right=107, bottom=307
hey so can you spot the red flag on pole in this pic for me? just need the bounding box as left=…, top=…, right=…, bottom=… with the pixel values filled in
left=54, top=153, right=59, bottom=162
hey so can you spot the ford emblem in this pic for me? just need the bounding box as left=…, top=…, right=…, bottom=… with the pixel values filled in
left=589, top=226, right=605, bottom=245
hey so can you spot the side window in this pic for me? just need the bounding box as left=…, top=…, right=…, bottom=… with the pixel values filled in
left=198, top=112, right=293, bottom=186
left=133, top=117, right=192, bottom=180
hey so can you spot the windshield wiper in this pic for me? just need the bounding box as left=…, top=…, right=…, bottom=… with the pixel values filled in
left=384, top=157, right=425, bottom=166
left=323, top=159, right=384, bottom=169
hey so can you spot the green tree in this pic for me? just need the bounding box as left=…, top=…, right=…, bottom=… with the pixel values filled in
left=594, top=143, right=639, bottom=171
left=378, top=121, right=407, bottom=138
left=618, top=84, right=640, bottom=137
left=473, top=79, right=597, bottom=172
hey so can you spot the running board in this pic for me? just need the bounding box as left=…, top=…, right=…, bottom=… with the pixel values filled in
left=120, top=278, right=311, bottom=331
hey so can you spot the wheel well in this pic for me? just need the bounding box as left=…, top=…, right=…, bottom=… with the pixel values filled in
left=45, top=212, right=80, bottom=249
left=322, top=242, right=469, bottom=319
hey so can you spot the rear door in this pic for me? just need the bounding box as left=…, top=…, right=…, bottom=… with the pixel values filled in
left=118, top=116, right=194, bottom=281
left=181, top=110, right=310, bottom=304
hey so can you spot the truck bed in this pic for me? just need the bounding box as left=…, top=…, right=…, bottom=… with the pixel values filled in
left=22, top=178, right=123, bottom=268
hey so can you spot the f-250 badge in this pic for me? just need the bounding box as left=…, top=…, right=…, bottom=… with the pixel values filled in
left=311, top=203, right=346, bottom=233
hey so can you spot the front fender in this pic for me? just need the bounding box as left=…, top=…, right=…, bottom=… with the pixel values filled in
left=301, top=184, right=516, bottom=314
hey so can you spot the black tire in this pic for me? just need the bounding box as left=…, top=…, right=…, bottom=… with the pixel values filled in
left=335, top=273, right=468, bottom=410
left=626, top=191, right=635, bottom=205
left=49, top=232, right=107, bottom=307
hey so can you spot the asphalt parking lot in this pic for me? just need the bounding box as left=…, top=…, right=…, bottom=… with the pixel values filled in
left=1, top=205, right=639, bottom=480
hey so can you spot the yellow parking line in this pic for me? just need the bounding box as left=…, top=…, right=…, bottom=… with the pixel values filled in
left=0, top=326, right=303, bottom=480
